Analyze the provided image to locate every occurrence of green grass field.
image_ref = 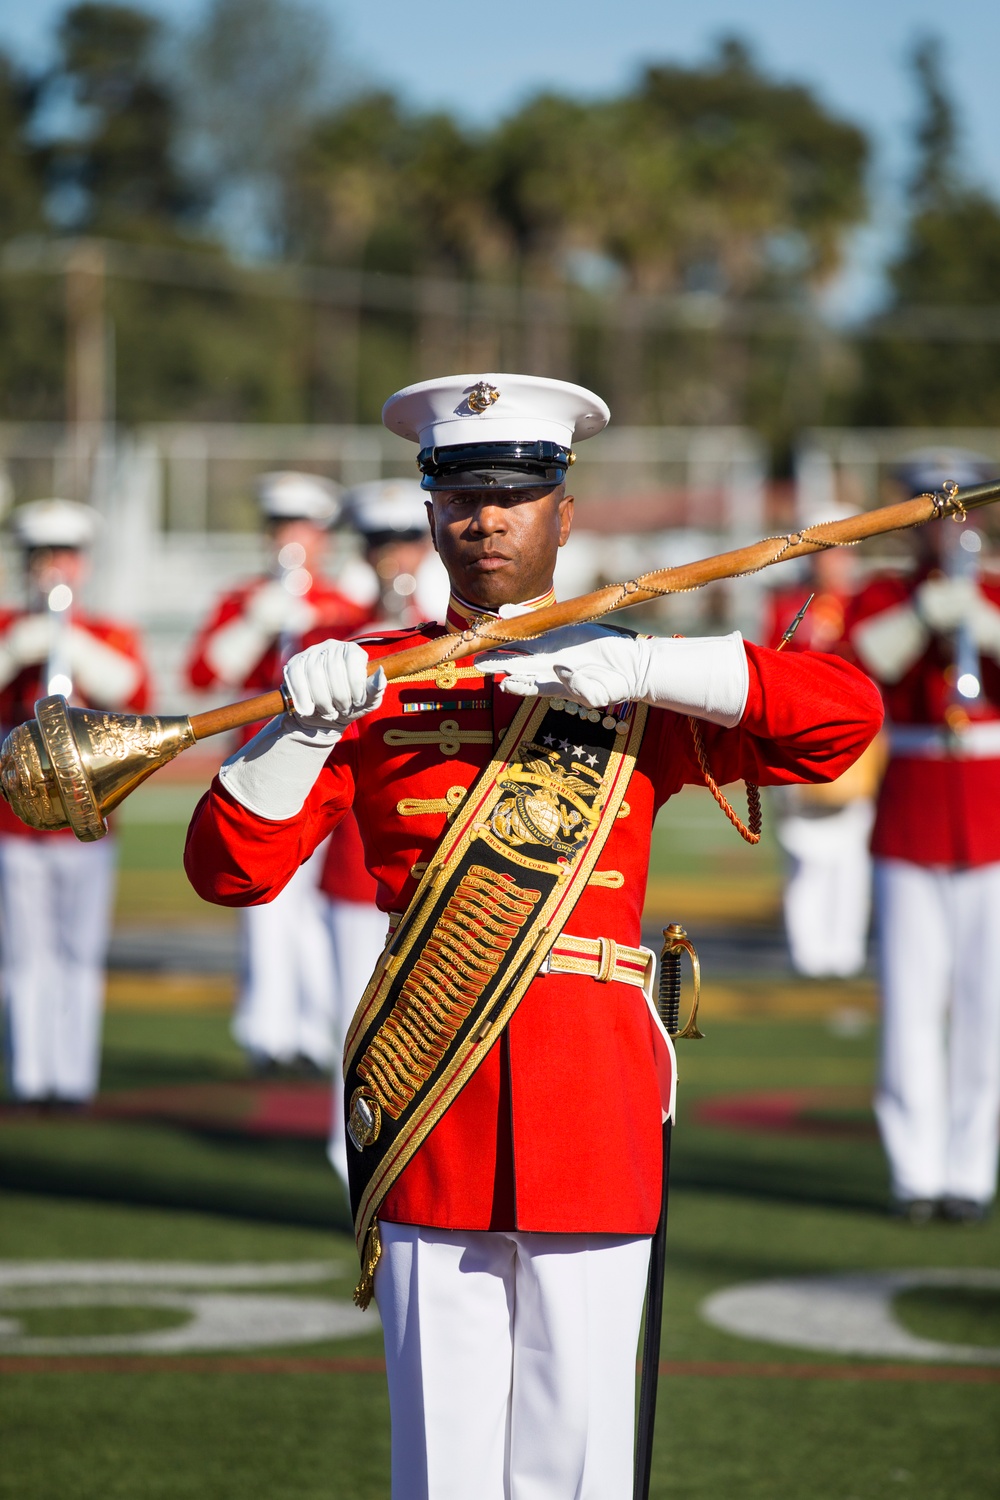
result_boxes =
[1,791,998,1499]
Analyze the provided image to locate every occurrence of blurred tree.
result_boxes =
[0,51,66,421]
[0,11,926,436]
[0,54,44,239]
[908,33,957,211]
[626,37,868,294]
[479,38,868,301]
[856,35,1000,426]
[288,38,869,426]
[290,91,494,276]
[41,2,199,233]
[292,37,869,297]
[184,0,338,256]
[0,4,320,425]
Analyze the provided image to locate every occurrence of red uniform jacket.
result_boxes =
[846,571,1000,867]
[0,608,150,839]
[320,810,379,904]
[186,575,372,744]
[185,628,882,1235]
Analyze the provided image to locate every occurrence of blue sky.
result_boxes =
[3,0,998,315]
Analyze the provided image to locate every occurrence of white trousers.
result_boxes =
[777,799,874,977]
[0,835,116,1101]
[376,1223,651,1500]
[232,841,337,1068]
[324,898,388,1189]
[875,857,1000,1204]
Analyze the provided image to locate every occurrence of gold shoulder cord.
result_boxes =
[682,593,817,847]
[687,718,762,846]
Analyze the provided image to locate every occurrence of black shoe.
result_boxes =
[939,1196,990,1226]
[249,1056,282,1079]
[291,1055,327,1079]
[890,1197,936,1225]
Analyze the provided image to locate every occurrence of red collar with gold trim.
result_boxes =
[444,587,557,632]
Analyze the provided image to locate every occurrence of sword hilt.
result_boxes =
[659,929,683,1035]
[659,923,704,1040]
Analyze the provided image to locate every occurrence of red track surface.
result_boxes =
[0,1081,334,1138]
[1,1083,879,1142]
[693,1087,876,1137]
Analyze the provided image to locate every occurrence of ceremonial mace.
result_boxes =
[3,476,1000,840]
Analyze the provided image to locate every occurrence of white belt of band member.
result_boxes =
[539,933,653,988]
[889,721,1000,759]
[385,916,651,989]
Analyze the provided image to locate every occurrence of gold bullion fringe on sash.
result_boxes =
[355,1221,382,1311]
[355,865,541,1121]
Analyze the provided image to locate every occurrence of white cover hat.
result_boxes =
[256,471,342,524]
[894,447,998,496]
[10,499,100,550]
[344,479,429,538]
[383,373,609,450]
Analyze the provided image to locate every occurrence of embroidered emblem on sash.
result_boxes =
[486,746,601,861]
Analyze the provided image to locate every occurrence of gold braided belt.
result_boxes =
[386,915,649,991]
[540,933,653,989]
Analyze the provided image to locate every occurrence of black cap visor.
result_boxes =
[419,440,572,492]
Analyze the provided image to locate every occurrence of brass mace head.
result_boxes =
[0,696,196,841]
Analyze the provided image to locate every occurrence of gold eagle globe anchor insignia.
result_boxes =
[466,381,501,413]
[490,746,602,859]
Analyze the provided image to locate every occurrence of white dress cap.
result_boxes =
[344,479,429,538]
[382,373,610,450]
[895,447,997,497]
[10,499,101,550]
[256,471,343,525]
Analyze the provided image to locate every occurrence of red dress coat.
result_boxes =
[845,571,1000,867]
[185,629,882,1235]
[0,609,150,839]
[319,810,379,904]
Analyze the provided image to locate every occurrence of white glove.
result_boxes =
[915,576,977,633]
[219,641,385,821]
[476,625,749,728]
[283,640,385,733]
[2,613,52,667]
[247,579,317,637]
[967,592,1000,660]
[0,614,52,691]
[203,583,317,686]
[66,626,142,707]
[850,603,928,683]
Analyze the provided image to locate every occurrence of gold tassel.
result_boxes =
[353,1221,382,1310]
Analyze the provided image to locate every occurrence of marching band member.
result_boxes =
[317,479,447,1187]
[186,471,371,1073]
[185,374,882,1498]
[847,448,1000,1225]
[0,500,149,1104]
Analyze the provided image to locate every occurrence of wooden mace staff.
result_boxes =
[2,475,998,841]
[193,475,1000,734]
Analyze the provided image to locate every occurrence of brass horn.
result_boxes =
[2,472,999,841]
